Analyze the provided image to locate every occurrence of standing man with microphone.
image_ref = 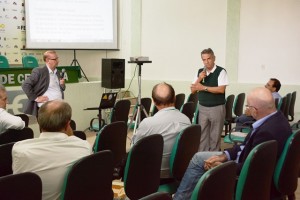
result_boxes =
[191,48,228,151]
[22,50,66,116]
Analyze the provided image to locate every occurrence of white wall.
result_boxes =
[5,0,300,134]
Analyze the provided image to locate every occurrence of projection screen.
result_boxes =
[25,0,118,50]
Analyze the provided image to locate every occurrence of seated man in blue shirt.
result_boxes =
[235,78,282,127]
[173,87,291,200]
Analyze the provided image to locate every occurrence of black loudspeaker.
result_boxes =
[101,59,125,89]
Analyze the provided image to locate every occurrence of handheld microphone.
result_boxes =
[61,68,66,79]
[202,67,206,83]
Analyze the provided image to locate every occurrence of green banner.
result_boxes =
[0,66,81,87]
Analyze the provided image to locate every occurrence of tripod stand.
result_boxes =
[128,60,152,135]
[70,50,89,82]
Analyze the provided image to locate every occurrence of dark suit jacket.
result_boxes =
[225,111,291,173]
[225,111,291,199]
[22,66,65,116]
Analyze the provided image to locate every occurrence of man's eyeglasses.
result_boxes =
[49,57,59,61]
[245,105,258,110]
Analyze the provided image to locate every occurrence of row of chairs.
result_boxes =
[0,55,39,68]
[191,129,300,200]
[90,92,199,131]
[224,91,297,145]
[279,91,297,122]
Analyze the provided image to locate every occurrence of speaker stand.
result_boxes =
[70,50,89,82]
[128,60,152,135]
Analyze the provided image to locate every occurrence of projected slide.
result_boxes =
[25,0,118,49]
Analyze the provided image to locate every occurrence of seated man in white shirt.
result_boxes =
[0,84,25,134]
[131,82,191,179]
[12,100,92,200]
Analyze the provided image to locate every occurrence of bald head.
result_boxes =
[247,87,276,120]
[152,82,175,109]
[38,100,72,132]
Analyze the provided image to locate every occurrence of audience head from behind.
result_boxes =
[152,82,176,110]
[246,87,277,120]
[38,100,73,136]
[265,78,281,92]
[0,84,8,109]
[12,100,91,200]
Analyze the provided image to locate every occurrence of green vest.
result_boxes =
[197,66,226,107]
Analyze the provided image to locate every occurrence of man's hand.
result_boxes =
[191,83,205,93]
[203,153,228,171]
[60,79,65,85]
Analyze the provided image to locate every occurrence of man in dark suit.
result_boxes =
[22,50,65,116]
[173,87,292,200]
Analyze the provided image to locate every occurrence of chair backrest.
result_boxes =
[235,140,278,200]
[225,94,235,122]
[73,131,86,140]
[70,119,76,130]
[0,142,14,177]
[275,98,282,110]
[139,192,172,200]
[0,172,42,200]
[186,92,198,105]
[191,161,237,200]
[61,150,113,200]
[175,93,185,110]
[187,93,198,114]
[110,99,131,124]
[0,127,34,145]
[151,105,159,116]
[140,97,152,121]
[170,124,201,180]
[233,93,245,117]
[14,114,29,127]
[94,121,127,167]
[22,55,39,68]
[0,55,10,68]
[279,95,287,115]
[273,130,300,196]
[124,134,164,200]
[180,102,196,123]
[288,91,296,122]
[283,93,292,119]
[133,97,152,121]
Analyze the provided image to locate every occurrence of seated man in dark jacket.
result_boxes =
[173,87,291,200]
